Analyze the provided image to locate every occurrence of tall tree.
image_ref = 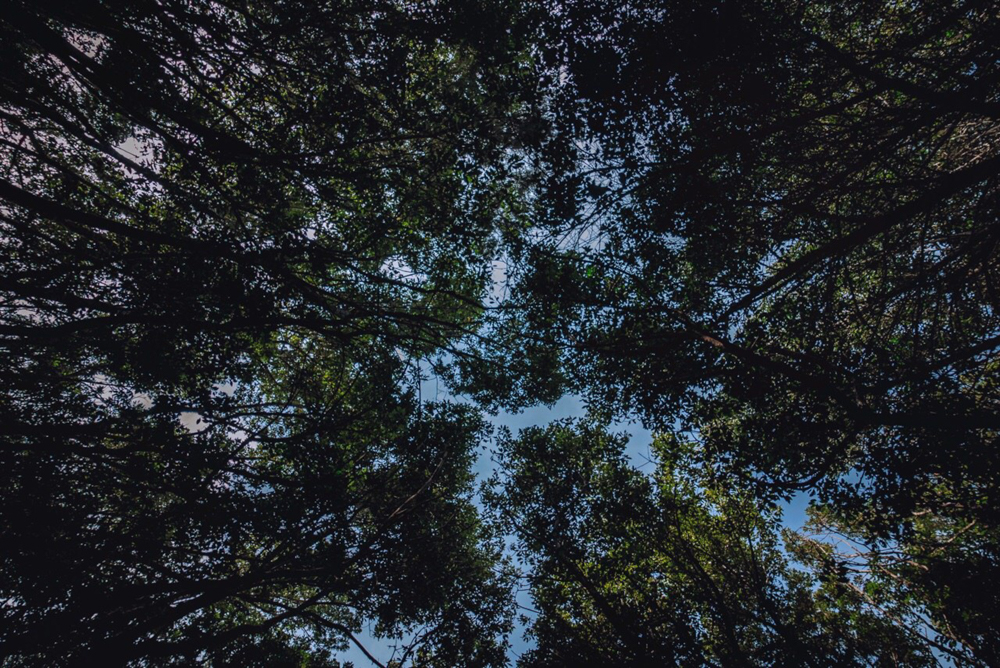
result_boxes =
[481,0,1000,661]
[488,422,931,667]
[0,0,544,663]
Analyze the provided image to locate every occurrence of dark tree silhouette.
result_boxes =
[5,0,1000,665]
[485,0,1000,663]
[0,0,545,664]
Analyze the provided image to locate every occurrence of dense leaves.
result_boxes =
[488,422,930,666]
[480,1,1000,663]
[4,0,1000,665]
[0,0,542,663]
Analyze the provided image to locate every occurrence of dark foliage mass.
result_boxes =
[0,0,537,664]
[2,0,998,665]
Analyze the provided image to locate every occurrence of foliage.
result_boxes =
[0,0,543,663]
[484,1,1000,662]
[5,0,1000,664]
[488,422,931,667]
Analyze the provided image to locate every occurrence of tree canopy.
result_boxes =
[0,0,542,663]
[488,422,934,666]
[481,0,1000,663]
[2,0,999,665]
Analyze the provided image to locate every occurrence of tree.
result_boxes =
[483,0,1000,660]
[0,0,544,663]
[788,503,999,666]
[8,0,1000,663]
[488,422,930,667]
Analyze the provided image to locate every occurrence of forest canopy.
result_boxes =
[1,0,998,665]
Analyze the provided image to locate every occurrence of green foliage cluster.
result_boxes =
[481,0,1000,664]
[0,0,541,664]
[489,423,931,666]
[2,0,999,665]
